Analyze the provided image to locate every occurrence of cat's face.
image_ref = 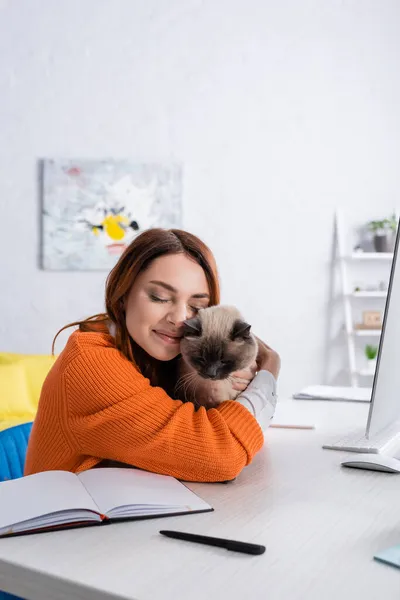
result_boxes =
[180,306,258,380]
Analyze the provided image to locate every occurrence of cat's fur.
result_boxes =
[176,305,258,408]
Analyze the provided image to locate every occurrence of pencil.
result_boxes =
[270,423,315,430]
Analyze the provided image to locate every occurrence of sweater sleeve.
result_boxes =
[64,348,264,482]
[236,370,277,431]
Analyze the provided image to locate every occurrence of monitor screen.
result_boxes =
[367,219,400,436]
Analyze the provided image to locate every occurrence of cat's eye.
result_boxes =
[192,357,204,367]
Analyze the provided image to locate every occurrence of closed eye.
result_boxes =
[150,294,203,313]
[150,294,169,303]
[221,360,234,369]
[192,357,205,367]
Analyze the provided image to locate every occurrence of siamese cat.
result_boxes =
[176,305,258,408]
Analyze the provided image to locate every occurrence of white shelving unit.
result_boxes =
[335,210,395,386]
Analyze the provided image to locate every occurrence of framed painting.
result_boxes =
[41,159,182,270]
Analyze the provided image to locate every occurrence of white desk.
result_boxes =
[0,400,399,600]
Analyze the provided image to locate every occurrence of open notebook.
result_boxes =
[0,468,212,538]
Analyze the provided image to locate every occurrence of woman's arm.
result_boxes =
[232,338,280,430]
[236,370,277,431]
[64,348,264,482]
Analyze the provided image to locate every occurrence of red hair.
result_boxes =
[52,228,220,392]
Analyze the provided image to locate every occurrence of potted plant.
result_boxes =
[367,214,397,253]
[364,344,378,373]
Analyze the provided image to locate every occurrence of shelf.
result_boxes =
[351,329,382,336]
[356,370,376,376]
[349,291,387,298]
[349,252,393,261]
[350,367,376,376]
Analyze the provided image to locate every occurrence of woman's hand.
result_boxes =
[255,336,281,379]
[231,362,257,392]
[230,337,280,393]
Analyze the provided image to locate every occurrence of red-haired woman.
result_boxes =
[25,229,280,482]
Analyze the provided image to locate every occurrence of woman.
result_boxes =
[25,229,280,482]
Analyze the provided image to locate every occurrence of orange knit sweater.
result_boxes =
[25,331,264,482]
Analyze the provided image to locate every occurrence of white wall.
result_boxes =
[1,0,399,397]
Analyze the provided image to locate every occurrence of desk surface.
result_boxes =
[0,400,399,600]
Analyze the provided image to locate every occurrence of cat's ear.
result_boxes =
[231,320,252,341]
[182,317,203,337]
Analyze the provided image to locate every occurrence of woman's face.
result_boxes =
[125,253,210,361]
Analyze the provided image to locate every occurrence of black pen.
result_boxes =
[159,530,265,555]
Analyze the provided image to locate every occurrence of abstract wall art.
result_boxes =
[41,159,182,270]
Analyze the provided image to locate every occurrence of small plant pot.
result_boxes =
[366,358,377,374]
[373,233,395,253]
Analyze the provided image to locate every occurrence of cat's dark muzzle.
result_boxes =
[200,370,228,381]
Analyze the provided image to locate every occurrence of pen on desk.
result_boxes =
[159,530,265,555]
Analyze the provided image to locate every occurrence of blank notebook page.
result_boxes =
[78,468,211,515]
[0,471,100,529]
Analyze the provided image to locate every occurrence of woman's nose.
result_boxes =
[167,304,190,326]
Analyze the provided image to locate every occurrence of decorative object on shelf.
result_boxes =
[355,311,382,331]
[41,159,183,271]
[362,310,382,329]
[379,280,388,291]
[367,214,397,253]
[353,282,387,293]
[364,344,378,374]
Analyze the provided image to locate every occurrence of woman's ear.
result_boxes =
[182,317,203,337]
[231,320,252,340]
[121,290,130,312]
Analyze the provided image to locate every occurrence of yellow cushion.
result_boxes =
[0,362,34,418]
[0,417,32,432]
[0,353,56,419]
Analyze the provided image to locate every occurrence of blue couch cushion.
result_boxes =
[0,422,33,482]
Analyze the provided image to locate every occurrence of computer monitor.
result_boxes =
[366,217,400,437]
[323,218,400,453]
